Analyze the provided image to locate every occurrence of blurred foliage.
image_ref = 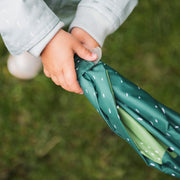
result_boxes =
[0,1,180,180]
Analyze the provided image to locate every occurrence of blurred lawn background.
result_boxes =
[0,1,180,180]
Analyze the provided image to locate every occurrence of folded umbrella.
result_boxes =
[75,55,180,178]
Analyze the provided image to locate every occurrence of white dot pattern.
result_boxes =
[150,163,155,167]
[74,57,180,178]
[137,117,143,121]
[161,107,166,114]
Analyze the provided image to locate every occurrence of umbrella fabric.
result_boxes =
[75,55,180,178]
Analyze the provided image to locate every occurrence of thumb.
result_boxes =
[73,42,97,61]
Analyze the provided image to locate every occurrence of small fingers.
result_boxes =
[73,41,97,61]
[51,72,67,90]
[45,67,83,94]
[63,64,83,94]
[55,72,69,91]
[43,68,66,88]
[44,68,51,78]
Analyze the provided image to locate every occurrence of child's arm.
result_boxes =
[0,0,97,94]
[0,0,138,94]
[69,0,138,48]
[0,0,63,57]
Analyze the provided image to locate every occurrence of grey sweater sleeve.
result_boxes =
[69,0,138,47]
[0,0,64,56]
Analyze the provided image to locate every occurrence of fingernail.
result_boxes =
[79,91,84,95]
[91,53,97,59]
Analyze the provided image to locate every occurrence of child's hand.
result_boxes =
[41,29,97,94]
[71,27,100,50]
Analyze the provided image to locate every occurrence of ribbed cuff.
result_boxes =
[28,21,64,57]
[69,6,114,47]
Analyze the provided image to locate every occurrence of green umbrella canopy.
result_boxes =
[75,55,180,178]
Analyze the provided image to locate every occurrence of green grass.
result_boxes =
[0,1,180,179]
